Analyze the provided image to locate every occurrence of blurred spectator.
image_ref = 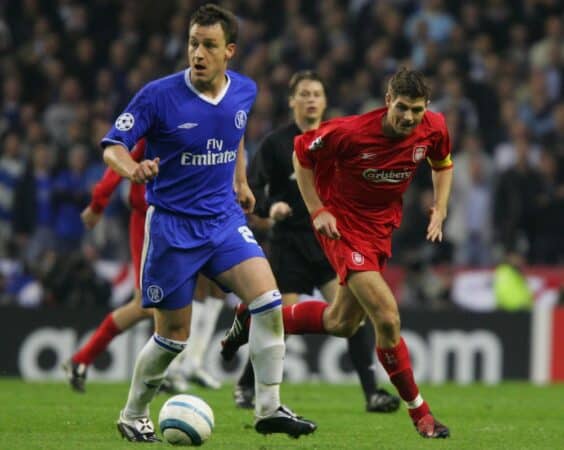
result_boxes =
[530,151,564,264]
[12,142,56,264]
[43,76,82,146]
[529,15,564,70]
[493,138,543,257]
[494,250,533,311]
[40,248,111,308]
[52,144,90,253]
[493,120,541,172]
[446,133,493,266]
[0,131,25,256]
[405,0,456,45]
[431,77,479,137]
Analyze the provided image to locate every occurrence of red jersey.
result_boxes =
[294,108,452,279]
[294,107,452,231]
[90,139,148,214]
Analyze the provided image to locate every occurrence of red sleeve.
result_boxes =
[427,114,453,171]
[130,138,146,162]
[89,168,121,214]
[90,139,146,213]
[293,130,318,169]
[293,120,348,169]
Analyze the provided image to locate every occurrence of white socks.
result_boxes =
[248,290,285,417]
[123,334,186,419]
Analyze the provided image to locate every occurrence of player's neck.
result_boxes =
[191,73,228,99]
[295,117,321,133]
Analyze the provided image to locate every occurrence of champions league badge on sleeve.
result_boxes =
[115,113,135,131]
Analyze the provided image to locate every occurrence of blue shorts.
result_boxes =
[140,206,265,309]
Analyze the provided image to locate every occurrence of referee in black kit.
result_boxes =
[235,70,400,413]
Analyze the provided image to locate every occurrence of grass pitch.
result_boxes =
[1,379,563,449]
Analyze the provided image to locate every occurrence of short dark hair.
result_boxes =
[190,4,238,45]
[288,70,326,97]
[387,68,431,101]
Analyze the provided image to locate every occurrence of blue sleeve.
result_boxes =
[101,83,156,151]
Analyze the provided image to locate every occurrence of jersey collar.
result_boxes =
[184,69,231,106]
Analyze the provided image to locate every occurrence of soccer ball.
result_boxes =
[158,394,214,446]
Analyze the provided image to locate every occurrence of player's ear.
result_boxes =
[225,43,236,61]
[385,91,392,107]
[288,95,295,109]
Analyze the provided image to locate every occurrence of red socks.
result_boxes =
[377,337,430,423]
[282,301,327,334]
[72,313,122,365]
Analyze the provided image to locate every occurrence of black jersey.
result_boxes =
[248,122,311,234]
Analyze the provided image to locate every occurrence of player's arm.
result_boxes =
[82,167,122,229]
[426,158,453,242]
[85,140,148,228]
[292,151,340,240]
[103,144,159,184]
[234,137,255,213]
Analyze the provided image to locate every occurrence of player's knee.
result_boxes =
[325,316,359,338]
[157,323,190,341]
[376,312,400,340]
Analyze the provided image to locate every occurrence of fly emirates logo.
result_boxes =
[180,138,237,166]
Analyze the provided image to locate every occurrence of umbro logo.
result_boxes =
[177,122,199,129]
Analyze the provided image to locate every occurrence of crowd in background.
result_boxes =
[0,0,563,308]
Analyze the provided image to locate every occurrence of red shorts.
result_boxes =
[129,209,146,289]
[314,212,394,284]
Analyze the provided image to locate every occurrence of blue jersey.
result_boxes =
[101,69,257,217]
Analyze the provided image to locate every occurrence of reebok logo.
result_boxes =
[177,122,199,130]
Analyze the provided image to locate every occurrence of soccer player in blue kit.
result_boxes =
[101,4,316,443]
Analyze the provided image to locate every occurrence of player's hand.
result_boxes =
[236,182,255,213]
[313,210,341,240]
[81,206,102,229]
[426,205,446,242]
[269,202,292,222]
[130,158,160,183]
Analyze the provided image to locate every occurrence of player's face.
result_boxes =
[289,80,327,124]
[384,94,428,137]
[188,23,235,89]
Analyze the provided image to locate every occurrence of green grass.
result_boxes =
[1,380,563,449]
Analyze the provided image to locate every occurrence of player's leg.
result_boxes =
[232,293,301,409]
[187,277,224,388]
[232,238,308,410]
[117,206,198,442]
[64,289,153,393]
[220,283,363,360]
[118,304,192,443]
[347,271,449,438]
[65,210,151,392]
[215,256,316,437]
[169,275,223,389]
[319,277,399,412]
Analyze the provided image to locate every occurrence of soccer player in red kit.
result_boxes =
[62,139,153,392]
[222,68,452,438]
